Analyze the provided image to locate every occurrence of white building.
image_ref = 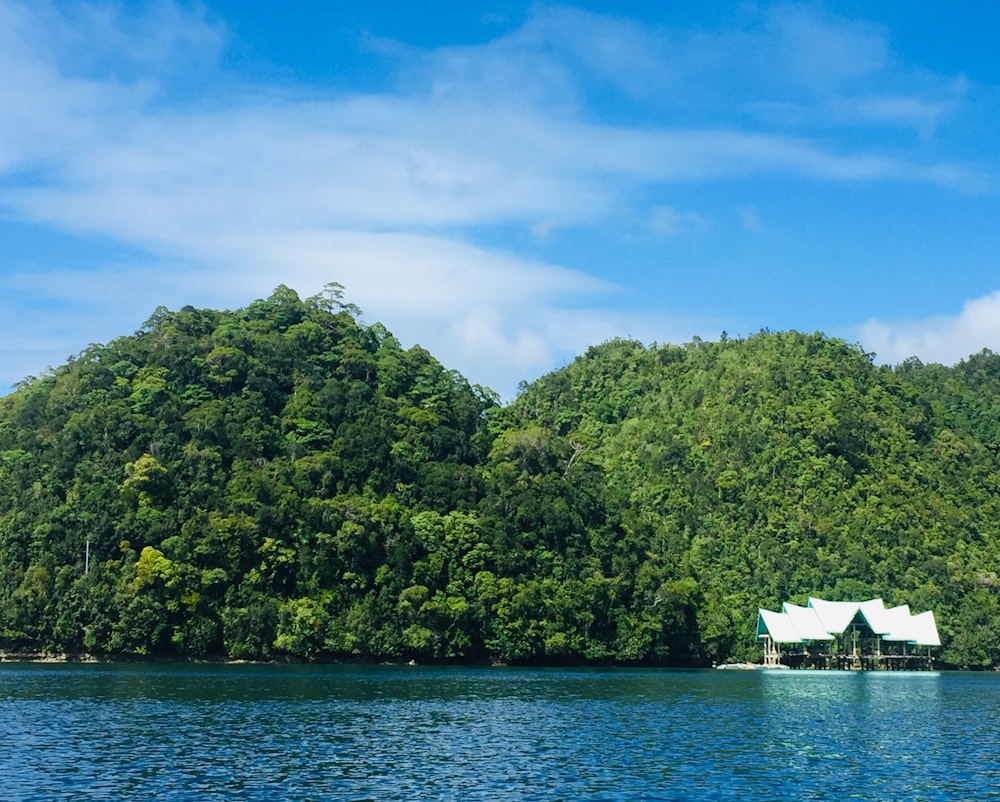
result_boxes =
[756,597,940,669]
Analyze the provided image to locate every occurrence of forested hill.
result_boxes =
[2,287,1000,667]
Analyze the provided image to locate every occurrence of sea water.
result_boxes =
[1,663,997,801]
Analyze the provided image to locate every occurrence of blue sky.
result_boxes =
[3,1,1000,399]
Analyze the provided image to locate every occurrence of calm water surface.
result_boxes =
[1,663,998,801]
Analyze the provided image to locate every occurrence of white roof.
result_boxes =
[870,603,914,640]
[757,609,802,643]
[782,603,836,641]
[807,597,862,633]
[908,610,941,646]
[758,597,939,646]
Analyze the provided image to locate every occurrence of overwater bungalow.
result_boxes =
[756,597,940,670]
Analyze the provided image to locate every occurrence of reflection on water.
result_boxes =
[1,663,998,801]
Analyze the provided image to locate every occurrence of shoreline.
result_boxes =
[0,650,707,669]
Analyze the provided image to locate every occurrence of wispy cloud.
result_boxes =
[648,205,705,237]
[0,1,990,396]
[761,5,888,90]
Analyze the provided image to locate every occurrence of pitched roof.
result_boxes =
[757,597,939,646]
[782,602,835,640]
[756,608,802,643]
[907,610,941,647]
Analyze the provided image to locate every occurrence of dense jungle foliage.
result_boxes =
[2,285,1000,667]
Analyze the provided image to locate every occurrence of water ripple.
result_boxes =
[1,665,998,801]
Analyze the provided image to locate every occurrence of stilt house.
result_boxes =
[756,597,940,669]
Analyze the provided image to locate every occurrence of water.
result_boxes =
[1,663,998,801]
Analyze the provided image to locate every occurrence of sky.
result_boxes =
[3,1,1000,400]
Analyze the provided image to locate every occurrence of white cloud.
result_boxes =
[858,291,1000,366]
[195,230,629,400]
[0,2,980,239]
[648,205,705,237]
[0,1,991,398]
[0,230,620,398]
[762,5,888,91]
[850,95,949,130]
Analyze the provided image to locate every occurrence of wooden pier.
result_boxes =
[781,651,935,671]
[762,634,935,670]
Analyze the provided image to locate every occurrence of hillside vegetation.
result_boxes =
[2,286,999,666]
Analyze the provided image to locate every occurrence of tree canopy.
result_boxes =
[2,288,999,667]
